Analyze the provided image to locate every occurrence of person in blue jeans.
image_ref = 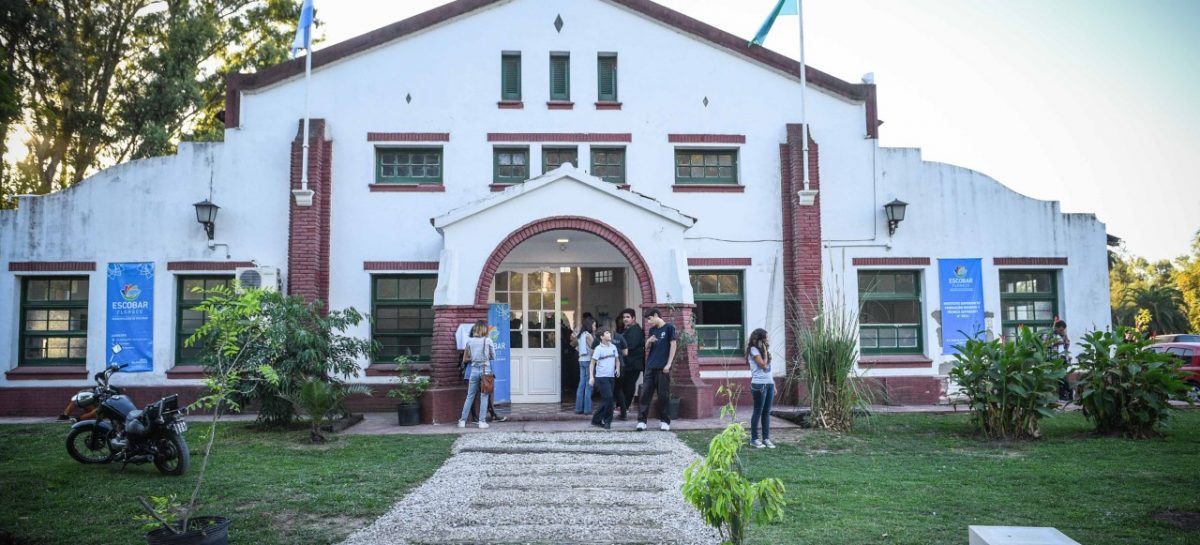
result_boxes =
[746,328,775,449]
[574,316,597,414]
[458,320,494,429]
[589,328,621,429]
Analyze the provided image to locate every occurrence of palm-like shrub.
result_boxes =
[288,379,371,443]
[791,303,867,432]
[1074,327,1190,438]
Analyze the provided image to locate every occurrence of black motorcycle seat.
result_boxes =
[127,409,144,421]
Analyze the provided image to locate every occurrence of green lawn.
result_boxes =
[678,411,1200,545]
[0,423,455,545]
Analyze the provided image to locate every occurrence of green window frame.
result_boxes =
[19,276,89,366]
[373,274,437,363]
[493,147,529,184]
[549,52,570,101]
[689,270,744,356]
[859,271,923,355]
[376,148,443,184]
[999,270,1058,339]
[591,147,626,184]
[542,146,577,172]
[175,276,233,364]
[501,52,521,101]
[674,149,738,185]
[597,53,618,102]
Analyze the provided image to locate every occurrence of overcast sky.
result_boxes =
[313,0,1200,262]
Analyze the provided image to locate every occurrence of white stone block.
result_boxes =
[968,526,1081,545]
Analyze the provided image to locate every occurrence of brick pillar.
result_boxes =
[422,305,488,424]
[643,304,713,419]
[780,124,823,402]
[287,119,332,304]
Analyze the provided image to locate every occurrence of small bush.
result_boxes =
[790,303,868,432]
[1074,328,1190,438]
[948,327,1066,439]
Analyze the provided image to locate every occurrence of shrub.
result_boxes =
[386,356,430,404]
[1074,327,1190,438]
[287,379,370,443]
[948,327,1066,440]
[790,303,868,431]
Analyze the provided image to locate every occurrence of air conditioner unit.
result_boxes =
[234,266,281,292]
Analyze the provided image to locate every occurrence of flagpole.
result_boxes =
[292,0,315,208]
[798,0,811,195]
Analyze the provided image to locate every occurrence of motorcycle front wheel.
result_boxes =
[66,425,114,464]
[153,431,190,476]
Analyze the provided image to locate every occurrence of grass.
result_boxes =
[677,411,1200,545]
[0,423,455,545]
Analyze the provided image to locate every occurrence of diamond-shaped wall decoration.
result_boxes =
[703,96,709,107]
[554,14,564,33]
[405,93,412,104]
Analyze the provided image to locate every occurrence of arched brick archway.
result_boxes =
[474,216,657,306]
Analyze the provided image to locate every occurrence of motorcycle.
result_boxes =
[65,364,190,476]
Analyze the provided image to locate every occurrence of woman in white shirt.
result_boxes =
[746,328,775,449]
[574,316,597,414]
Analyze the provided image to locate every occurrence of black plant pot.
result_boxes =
[145,516,230,545]
[396,402,421,426]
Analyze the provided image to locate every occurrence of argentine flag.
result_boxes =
[290,0,314,58]
[749,0,798,47]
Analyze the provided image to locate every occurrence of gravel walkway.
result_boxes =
[339,430,721,545]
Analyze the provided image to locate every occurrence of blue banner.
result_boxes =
[106,263,155,372]
[488,303,511,403]
[938,258,985,355]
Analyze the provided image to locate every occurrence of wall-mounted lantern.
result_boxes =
[884,199,908,236]
[193,200,220,240]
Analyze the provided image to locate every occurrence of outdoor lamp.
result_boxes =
[557,238,569,252]
[193,199,220,240]
[884,199,907,236]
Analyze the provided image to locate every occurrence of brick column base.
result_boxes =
[645,304,714,419]
[423,304,488,424]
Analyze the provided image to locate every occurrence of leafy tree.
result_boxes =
[1118,285,1189,335]
[1174,229,1200,333]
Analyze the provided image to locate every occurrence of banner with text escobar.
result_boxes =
[938,258,984,355]
[489,303,512,403]
[106,262,155,372]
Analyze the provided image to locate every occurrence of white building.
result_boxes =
[0,0,1109,421]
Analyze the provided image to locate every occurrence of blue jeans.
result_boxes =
[750,382,775,441]
[460,365,490,423]
[575,361,592,413]
[591,377,615,426]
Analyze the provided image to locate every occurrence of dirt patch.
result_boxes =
[1152,509,1200,530]
[271,511,373,538]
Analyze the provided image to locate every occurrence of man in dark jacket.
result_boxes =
[615,308,645,420]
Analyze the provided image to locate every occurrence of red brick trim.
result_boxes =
[616,184,631,191]
[697,356,745,372]
[852,257,931,266]
[8,262,96,272]
[780,124,823,367]
[368,184,446,192]
[865,84,879,139]
[487,133,632,143]
[993,257,1068,266]
[5,366,88,380]
[475,216,656,306]
[688,258,752,267]
[489,183,515,192]
[224,74,241,129]
[366,132,449,142]
[672,185,745,193]
[858,355,933,369]
[287,119,333,305]
[364,362,433,377]
[668,134,746,144]
[363,261,439,271]
[595,101,623,110]
[546,101,575,110]
[497,100,524,109]
[167,261,255,271]
[165,365,207,379]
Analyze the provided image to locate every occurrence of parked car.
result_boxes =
[1151,334,1200,344]
[1147,342,1200,401]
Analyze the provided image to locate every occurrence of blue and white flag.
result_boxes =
[750,0,799,47]
[290,0,314,58]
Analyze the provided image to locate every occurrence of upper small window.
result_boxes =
[501,52,521,101]
[675,149,737,185]
[494,148,529,185]
[543,146,577,172]
[550,53,570,101]
[591,147,626,184]
[376,148,443,185]
[597,53,618,102]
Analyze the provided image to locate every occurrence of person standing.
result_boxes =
[1049,320,1072,401]
[615,308,645,421]
[589,328,621,430]
[637,308,676,431]
[458,320,494,429]
[574,316,597,414]
[746,328,775,449]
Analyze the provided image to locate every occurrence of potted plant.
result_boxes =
[387,356,430,426]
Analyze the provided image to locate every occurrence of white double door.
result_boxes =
[492,269,562,404]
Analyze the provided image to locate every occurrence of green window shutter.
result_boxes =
[176,276,233,364]
[689,271,744,356]
[542,146,578,173]
[550,53,570,101]
[999,270,1058,339]
[501,53,521,100]
[858,271,923,355]
[494,147,529,184]
[674,149,738,185]
[373,275,437,363]
[376,148,443,184]
[590,147,626,184]
[597,54,617,101]
[19,276,89,366]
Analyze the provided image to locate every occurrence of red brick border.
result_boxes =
[167,261,255,271]
[368,184,446,192]
[852,257,931,266]
[546,101,574,110]
[668,134,746,144]
[8,262,95,272]
[486,133,632,143]
[993,257,1068,266]
[5,366,88,380]
[595,101,622,110]
[780,124,823,367]
[672,185,745,193]
[497,100,524,109]
[363,261,439,271]
[366,132,449,142]
[474,216,656,306]
[287,119,333,304]
[687,258,751,267]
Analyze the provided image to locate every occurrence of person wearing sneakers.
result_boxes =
[638,308,676,431]
[458,320,494,429]
[589,328,621,430]
[574,316,597,414]
[746,328,776,449]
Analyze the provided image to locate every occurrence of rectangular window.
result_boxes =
[493,147,529,184]
[19,276,88,365]
[859,271,922,354]
[689,271,744,356]
[592,269,613,285]
[675,149,738,185]
[999,270,1058,338]
[376,148,443,184]
[501,52,521,101]
[542,146,578,172]
[597,53,617,102]
[373,275,437,363]
[549,52,570,101]
[176,276,233,364]
[591,147,626,184]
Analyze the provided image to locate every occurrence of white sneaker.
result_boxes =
[659,422,671,431]
[751,440,765,449]
[477,421,489,429]
[763,439,776,449]
[457,420,466,428]
[636,421,647,431]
